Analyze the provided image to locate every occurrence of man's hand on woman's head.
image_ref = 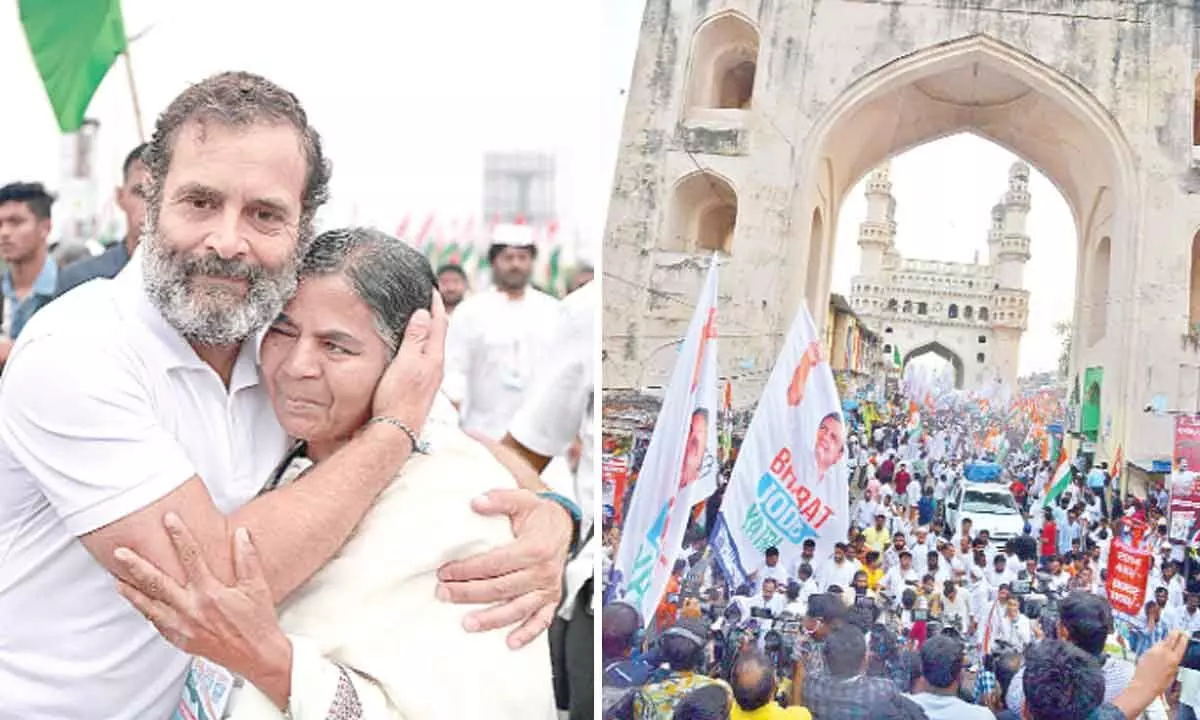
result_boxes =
[371,290,447,432]
[437,434,574,649]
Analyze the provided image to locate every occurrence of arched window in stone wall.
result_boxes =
[902,300,912,313]
[979,307,989,321]
[964,306,974,320]
[667,171,737,253]
[1088,236,1111,346]
[948,304,959,319]
[917,302,927,315]
[887,298,898,312]
[1190,231,1200,330]
[686,13,759,111]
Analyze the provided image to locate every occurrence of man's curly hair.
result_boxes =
[142,71,332,253]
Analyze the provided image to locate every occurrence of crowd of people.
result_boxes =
[602,395,1197,719]
[0,71,596,719]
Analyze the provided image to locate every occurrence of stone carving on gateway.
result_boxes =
[848,161,1030,392]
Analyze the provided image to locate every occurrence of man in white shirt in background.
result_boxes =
[755,546,789,594]
[819,542,861,591]
[910,526,933,576]
[502,279,596,720]
[444,223,560,440]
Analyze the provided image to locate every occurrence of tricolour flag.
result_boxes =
[905,402,922,442]
[1040,455,1072,509]
[1112,446,1123,487]
[709,299,848,591]
[613,258,720,627]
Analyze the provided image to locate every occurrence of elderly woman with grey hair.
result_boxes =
[115,228,558,719]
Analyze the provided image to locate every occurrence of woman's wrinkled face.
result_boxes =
[260,274,391,446]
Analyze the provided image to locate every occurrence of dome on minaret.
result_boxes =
[865,160,894,197]
[1009,161,1030,179]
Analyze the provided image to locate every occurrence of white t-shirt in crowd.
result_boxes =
[442,286,560,440]
[820,559,861,591]
[756,563,790,594]
[0,257,288,720]
[507,281,596,620]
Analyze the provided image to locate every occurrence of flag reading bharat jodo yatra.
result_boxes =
[613,258,720,627]
[710,300,848,591]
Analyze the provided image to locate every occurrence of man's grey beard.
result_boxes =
[141,224,298,346]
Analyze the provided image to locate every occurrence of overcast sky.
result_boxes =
[831,134,1077,375]
[1,0,647,263]
[3,1,1071,373]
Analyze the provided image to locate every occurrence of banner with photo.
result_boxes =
[1170,416,1200,541]
[710,300,849,591]
[612,258,720,627]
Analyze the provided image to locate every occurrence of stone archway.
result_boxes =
[795,35,1135,341]
[902,341,966,390]
[599,6,1188,462]
[787,33,1136,443]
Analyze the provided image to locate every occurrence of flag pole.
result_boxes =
[122,48,145,143]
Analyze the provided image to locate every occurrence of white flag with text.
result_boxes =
[613,258,720,627]
[710,300,848,590]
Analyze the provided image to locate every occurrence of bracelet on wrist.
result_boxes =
[365,416,430,455]
[538,491,582,556]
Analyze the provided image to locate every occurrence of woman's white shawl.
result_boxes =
[229,398,557,719]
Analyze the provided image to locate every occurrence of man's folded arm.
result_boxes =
[0,335,415,604]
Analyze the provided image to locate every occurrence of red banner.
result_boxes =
[1106,540,1152,616]
[602,454,630,525]
[1171,416,1200,540]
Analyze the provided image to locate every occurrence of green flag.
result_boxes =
[20,0,129,134]
[546,246,562,295]
[892,344,901,367]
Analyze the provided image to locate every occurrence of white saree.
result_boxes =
[226,396,557,719]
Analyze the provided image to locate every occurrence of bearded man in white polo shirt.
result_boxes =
[0,72,573,720]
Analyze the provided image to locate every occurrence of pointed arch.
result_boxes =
[1087,236,1110,346]
[806,208,825,312]
[666,170,738,253]
[902,341,966,389]
[685,11,760,112]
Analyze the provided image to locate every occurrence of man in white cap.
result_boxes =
[444,224,560,440]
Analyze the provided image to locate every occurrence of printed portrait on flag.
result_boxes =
[787,341,847,485]
[613,259,721,627]
[710,303,849,591]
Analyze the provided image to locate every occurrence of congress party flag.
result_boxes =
[709,300,848,591]
[613,257,720,627]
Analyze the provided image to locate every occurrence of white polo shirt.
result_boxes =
[0,253,287,719]
[508,281,595,620]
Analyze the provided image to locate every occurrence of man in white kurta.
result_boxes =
[443,228,560,440]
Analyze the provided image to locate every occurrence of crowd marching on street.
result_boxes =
[602,380,1200,720]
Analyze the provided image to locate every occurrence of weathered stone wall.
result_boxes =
[603,0,1200,463]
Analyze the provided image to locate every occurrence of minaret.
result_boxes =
[858,161,896,276]
[995,161,1032,289]
[987,161,1032,391]
[986,202,1005,267]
